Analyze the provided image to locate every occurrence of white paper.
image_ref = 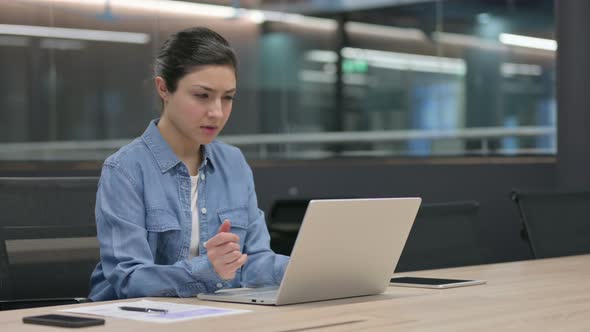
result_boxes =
[60,299,251,323]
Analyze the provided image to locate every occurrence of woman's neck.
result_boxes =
[157,116,202,176]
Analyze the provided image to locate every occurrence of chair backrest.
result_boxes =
[0,177,99,300]
[511,189,590,259]
[267,198,360,255]
[395,200,483,272]
[268,199,310,230]
[267,199,310,255]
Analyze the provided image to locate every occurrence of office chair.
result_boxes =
[0,177,99,310]
[267,197,360,255]
[395,200,484,272]
[511,189,590,259]
[267,199,310,255]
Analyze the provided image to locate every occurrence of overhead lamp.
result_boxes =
[501,63,543,77]
[342,47,466,75]
[0,24,150,44]
[345,22,426,42]
[499,33,557,51]
[36,0,338,26]
[305,50,338,63]
[42,0,236,18]
[262,11,337,30]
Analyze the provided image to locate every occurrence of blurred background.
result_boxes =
[0,0,555,160]
[3,0,589,267]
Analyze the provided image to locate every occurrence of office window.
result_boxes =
[0,0,555,161]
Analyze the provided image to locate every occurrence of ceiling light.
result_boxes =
[499,33,557,51]
[0,24,149,44]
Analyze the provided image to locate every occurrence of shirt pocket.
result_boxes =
[217,206,249,251]
[145,209,182,264]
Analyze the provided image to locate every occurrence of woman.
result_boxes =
[89,27,289,301]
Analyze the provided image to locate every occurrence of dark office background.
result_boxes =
[0,0,588,265]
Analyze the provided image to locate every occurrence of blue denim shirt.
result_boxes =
[89,120,289,301]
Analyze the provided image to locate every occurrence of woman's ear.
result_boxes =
[154,76,169,103]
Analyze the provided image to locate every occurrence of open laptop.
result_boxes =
[198,197,421,306]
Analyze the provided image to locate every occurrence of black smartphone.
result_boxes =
[390,276,486,289]
[23,314,105,328]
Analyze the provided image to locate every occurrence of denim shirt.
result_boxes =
[89,120,289,301]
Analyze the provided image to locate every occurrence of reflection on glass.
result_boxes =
[0,0,555,161]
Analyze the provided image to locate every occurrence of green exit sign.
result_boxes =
[342,59,368,73]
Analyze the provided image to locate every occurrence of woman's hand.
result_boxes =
[205,219,248,280]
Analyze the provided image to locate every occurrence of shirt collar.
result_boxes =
[141,119,215,173]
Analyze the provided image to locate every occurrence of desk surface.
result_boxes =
[2,255,589,331]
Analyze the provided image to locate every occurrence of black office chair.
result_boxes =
[511,189,590,259]
[395,200,484,272]
[0,177,99,310]
[267,199,310,256]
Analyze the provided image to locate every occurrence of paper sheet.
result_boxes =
[60,299,251,323]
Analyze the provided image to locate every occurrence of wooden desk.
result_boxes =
[1,255,589,331]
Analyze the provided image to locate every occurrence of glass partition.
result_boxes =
[0,0,555,161]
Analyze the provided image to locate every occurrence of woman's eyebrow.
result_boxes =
[192,85,236,93]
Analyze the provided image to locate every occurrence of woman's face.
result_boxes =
[159,65,236,146]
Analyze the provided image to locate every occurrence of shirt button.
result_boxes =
[216,283,223,288]
[201,207,207,214]
[200,173,205,180]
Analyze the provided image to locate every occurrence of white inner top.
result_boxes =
[189,174,200,258]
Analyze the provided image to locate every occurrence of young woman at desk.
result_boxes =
[89,27,289,301]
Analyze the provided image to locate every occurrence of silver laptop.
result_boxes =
[198,197,421,306]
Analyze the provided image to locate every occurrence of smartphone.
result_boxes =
[23,314,105,328]
[390,276,486,289]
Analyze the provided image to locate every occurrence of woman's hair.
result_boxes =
[154,27,237,94]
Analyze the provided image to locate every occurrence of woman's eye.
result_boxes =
[224,95,235,101]
[194,93,208,99]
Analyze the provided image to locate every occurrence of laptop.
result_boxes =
[198,197,421,306]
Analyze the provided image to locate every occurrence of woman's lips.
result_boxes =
[200,126,218,135]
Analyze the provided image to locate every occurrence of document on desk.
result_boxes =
[60,299,251,323]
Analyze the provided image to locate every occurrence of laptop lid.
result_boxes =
[274,197,421,305]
